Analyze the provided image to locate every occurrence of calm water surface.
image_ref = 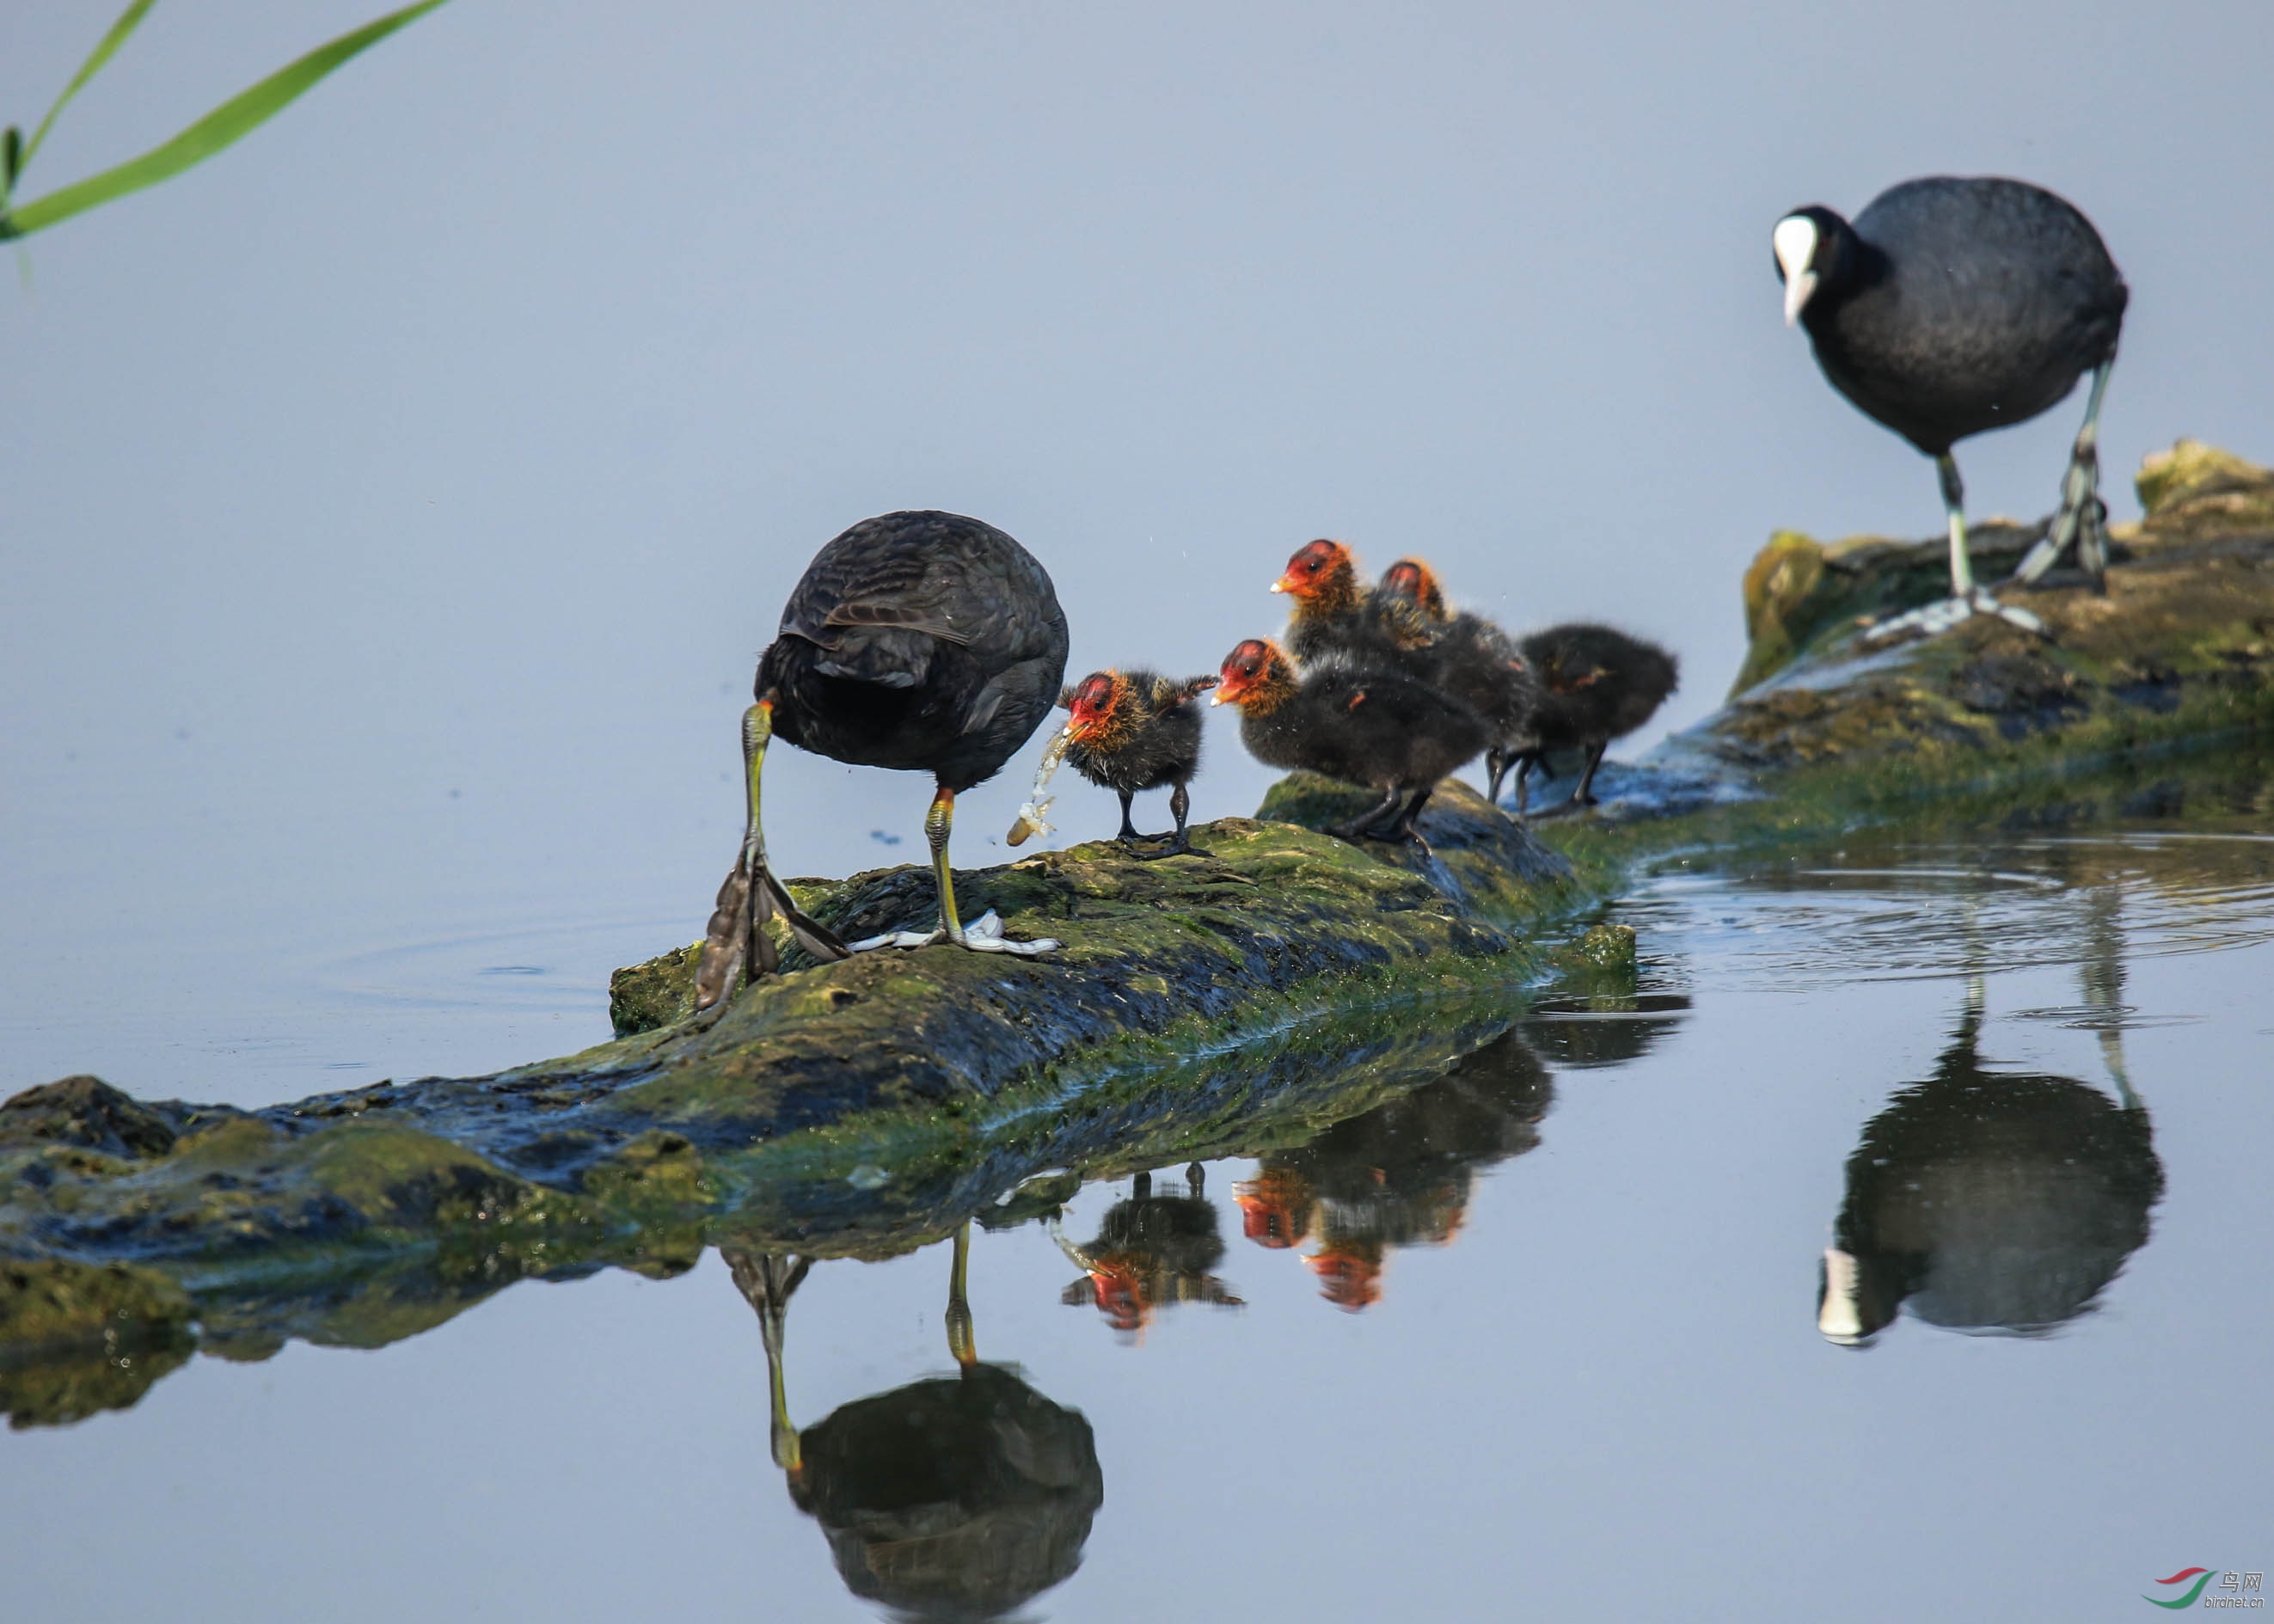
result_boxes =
[5,806,2272,1621]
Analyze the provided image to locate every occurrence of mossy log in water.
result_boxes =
[3,440,2272,1420]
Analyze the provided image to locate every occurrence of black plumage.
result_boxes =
[1213,637,1487,848]
[695,511,1070,1008]
[1060,667,1217,855]
[1503,622,1677,815]
[1775,175,2129,620]
[1376,557,1545,806]
[1819,1002,2161,1345]
[759,511,1070,791]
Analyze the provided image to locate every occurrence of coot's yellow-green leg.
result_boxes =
[1939,454,1974,598]
[945,1221,977,1367]
[1864,455,2048,642]
[928,786,965,946]
[850,781,1062,955]
[724,1249,808,1475]
[2015,357,2116,585]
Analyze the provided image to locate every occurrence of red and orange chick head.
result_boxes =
[1378,557,1448,621]
[1063,670,1125,743]
[1307,1240,1386,1312]
[1235,1167,1315,1249]
[1211,638,1290,708]
[1271,538,1357,601]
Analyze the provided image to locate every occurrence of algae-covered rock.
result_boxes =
[2134,438,2274,523]
[0,1075,181,1160]
[1710,444,2274,777]
[0,1259,195,1429]
[4,443,2272,1422]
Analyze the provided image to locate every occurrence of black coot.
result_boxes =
[1774,176,2127,637]
[729,1233,1105,1621]
[1818,1002,2161,1346]
[695,511,1070,1010]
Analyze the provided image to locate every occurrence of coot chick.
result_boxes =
[694,511,1070,1010]
[1270,539,1435,669]
[1059,668,1217,857]
[1504,623,1677,815]
[1211,637,1486,849]
[1377,557,1544,806]
[1774,176,2128,638]
[1051,1166,1241,1338]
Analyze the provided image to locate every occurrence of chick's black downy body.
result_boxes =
[1505,622,1677,815]
[1062,668,1215,855]
[1217,639,1486,849]
[695,511,1070,1008]
[1376,560,1543,804]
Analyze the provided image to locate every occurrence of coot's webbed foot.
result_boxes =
[1862,451,2051,643]
[848,786,1061,956]
[694,701,854,1013]
[2014,357,2116,587]
[1860,588,2050,644]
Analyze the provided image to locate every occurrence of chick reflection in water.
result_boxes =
[727,1227,1104,1621]
[1819,990,2163,1346]
[1051,1165,1242,1337]
[1236,1029,1554,1308]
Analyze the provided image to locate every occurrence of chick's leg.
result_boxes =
[1135,781,1195,860]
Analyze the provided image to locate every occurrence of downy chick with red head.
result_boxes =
[1376,557,1542,806]
[1211,638,1486,850]
[1271,539,1436,670]
[1061,668,1217,857]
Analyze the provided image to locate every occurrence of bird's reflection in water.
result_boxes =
[1052,1164,1242,1337]
[1235,1027,1556,1308]
[1820,888,2164,1345]
[728,1227,1105,1621]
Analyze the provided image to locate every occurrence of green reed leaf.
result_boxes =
[0,0,450,241]
[11,0,160,195]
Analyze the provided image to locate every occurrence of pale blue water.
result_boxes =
[6,817,2268,1623]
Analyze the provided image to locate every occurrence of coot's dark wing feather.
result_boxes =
[1818,177,2126,450]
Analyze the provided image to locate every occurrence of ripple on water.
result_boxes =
[1627,828,2274,991]
[311,915,690,1014]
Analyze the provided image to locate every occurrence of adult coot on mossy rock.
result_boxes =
[1773,176,2128,640]
[695,511,1070,1010]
